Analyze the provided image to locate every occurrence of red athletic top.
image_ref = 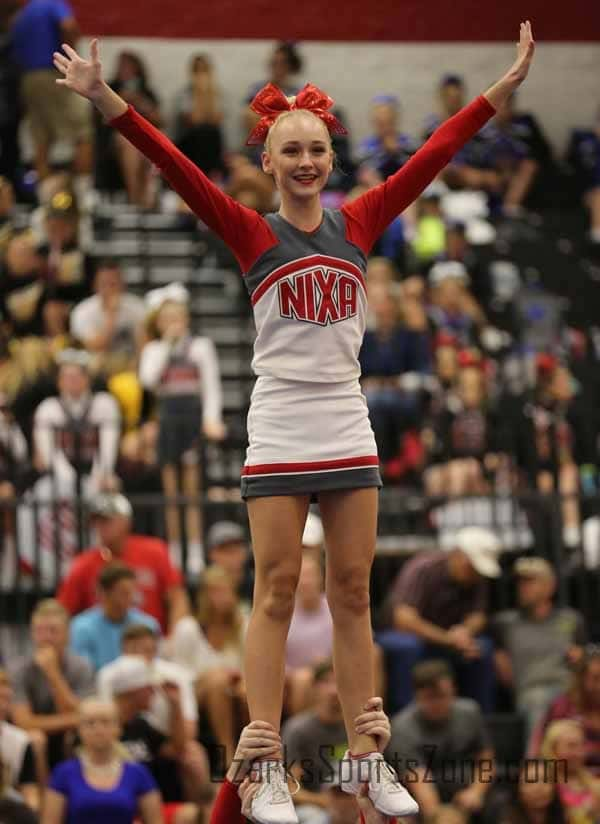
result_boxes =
[209,779,398,824]
[57,536,182,632]
[112,97,495,385]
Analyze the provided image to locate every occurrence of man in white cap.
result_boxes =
[493,556,586,737]
[380,526,500,712]
[109,655,203,824]
[206,521,253,604]
[58,492,190,635]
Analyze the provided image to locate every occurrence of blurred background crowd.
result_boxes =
[0,0,599,822]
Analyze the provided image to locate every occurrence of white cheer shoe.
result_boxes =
[340,750,419,817]
[250,760,299,824]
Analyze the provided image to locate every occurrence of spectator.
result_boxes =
[70,260,145,376]
[357,95,416,180]
[168,566,247,762]
[359,289,430,463]
[98,623,198,741]
[9,599,94,771]
[540,720,600,824]
[423,74,466,138]
[95,52,162,206]
[43,697,162,824]
[428,261,486,346]
[33,348,121,498]
[0,231,47,337]
[11,0,93,184]
[511,356,597,548]
[380,527,500,711]
[386,659,494,819]
[530,649,600,774]
[0,391,30,499]
[108,656,202,823]
[99,629,209,809]
[285,551,333,715]
[0,5,21,189]
[58,491,189,634]
[424,357,502,497]
[493,557,585,738]
[566,105,600,246]
[37,190,91,307]
[491,93,554,214]
[243,41,303,136]
[140,283,225,577]
[205,520,253,606]
[0,799,39,824]
[281,660,348,824]
[0,669,39,810]
[69,563,160,671]
[173,53,225,179]
[488,760,566,824]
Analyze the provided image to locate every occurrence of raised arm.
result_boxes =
[343,21,536,253]
[53,41,276,273]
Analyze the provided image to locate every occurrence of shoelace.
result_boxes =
[373,759,402,793]
[257,764,291,804]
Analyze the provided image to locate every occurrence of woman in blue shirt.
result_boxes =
[42,698,163,824]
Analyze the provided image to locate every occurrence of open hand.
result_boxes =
[53,39,104,101]
[509,21,535,83]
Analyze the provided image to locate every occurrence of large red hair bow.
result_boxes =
[246,82,347,146]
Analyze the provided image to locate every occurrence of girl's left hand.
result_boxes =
[356,783,389,823]
[509,21,535,83]
[354,697,391,754]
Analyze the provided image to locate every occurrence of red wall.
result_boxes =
[72,0,600,42]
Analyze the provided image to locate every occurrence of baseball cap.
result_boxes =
[453,527,501,578]
[56,348,91,370]
[514,557,555,579]
[206,521,246,551]
[107,656,155,695]
[429,260,470,287]
[302,513,324,547]
[88,493,133,519]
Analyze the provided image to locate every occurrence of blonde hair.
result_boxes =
[264,107,332,154]
[196,566,244,650]
[31,598,69,624]
[77,697,131,762]
[540,719,582,761]
[145,299,189,341]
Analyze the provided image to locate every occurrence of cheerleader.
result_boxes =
[54,22,535,823]
[139,283,225,575]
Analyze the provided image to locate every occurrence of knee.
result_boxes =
[327,565,371,615]
[257,564,300,621]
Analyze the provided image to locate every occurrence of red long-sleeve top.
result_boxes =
[111,96,495,386]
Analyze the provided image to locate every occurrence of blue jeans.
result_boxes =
[376,630,496,714]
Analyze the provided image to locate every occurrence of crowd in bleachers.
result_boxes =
[1,0,600,822]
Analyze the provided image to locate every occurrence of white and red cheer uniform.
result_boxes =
[112,95,495,497]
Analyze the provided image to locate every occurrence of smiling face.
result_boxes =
[262,111,333,203]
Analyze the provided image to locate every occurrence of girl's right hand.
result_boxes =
[227,721,282,783]
[53,39,105,101]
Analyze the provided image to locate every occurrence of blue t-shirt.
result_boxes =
[12,0,73,71]
[50,758,156,824]
[70,607,160,671]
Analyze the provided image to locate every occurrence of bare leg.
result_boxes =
[182,460,202,545]
[559,462,580,531]
[73,139,94,175]
[162,464,181,546]
[244,495,309,731]
[33,140,51,181]
[587,187,600,235]
[320,487,378,754]
[503,158,539,211]
[199,668,238,763]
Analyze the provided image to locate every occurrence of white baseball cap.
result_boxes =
[302,513,324,548]
[107,656,155,695]
[453,527,501,578]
